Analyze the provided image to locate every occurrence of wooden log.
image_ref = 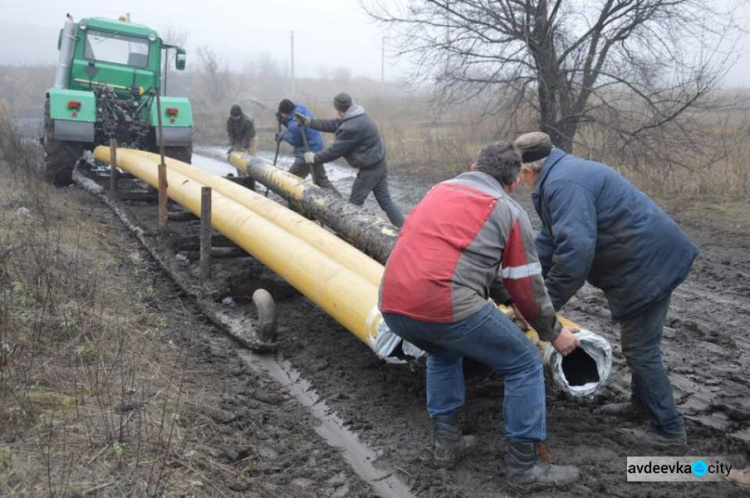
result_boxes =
[230,154,398,265]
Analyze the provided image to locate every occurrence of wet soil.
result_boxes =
[79,154,749,497]
[270,169,750,496]
[67,186,376,497]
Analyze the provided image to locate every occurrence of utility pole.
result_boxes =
[290,30,295,97]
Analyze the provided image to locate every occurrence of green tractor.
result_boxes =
[44,15,193,185]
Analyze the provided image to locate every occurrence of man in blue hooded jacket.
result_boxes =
[275,99,340,195]
[514,132,699,450]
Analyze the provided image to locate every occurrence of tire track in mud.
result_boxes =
[76,154,416,497]
[238,351,416,498]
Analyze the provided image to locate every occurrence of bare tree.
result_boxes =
[366,0,739,162]
[195,46,234,107]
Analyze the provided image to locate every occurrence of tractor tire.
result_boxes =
[43,139,85,186]
[164,145,192,164]
[42,99,85,186]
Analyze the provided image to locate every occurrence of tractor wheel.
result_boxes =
[43,137,85,186]
[164,145,192,164]
[42,100,84,186]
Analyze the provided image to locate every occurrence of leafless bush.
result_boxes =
[0,112,219,496]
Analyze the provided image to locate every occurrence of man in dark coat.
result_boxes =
[295,93,404,227]
[276,99,340,196]
[514,132,699,450]
[227,104,256,156]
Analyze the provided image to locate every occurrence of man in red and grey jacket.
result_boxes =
[379,142,579,493]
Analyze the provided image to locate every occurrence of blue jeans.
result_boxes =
[620,293,684,437]
[350,159,404,227]
[382,303,546,442]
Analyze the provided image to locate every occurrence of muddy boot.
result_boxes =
[505,441,579,494]
[615,427,687,452]
[595,400,648,422]
[432,413,476,469]
[726,467,750,489]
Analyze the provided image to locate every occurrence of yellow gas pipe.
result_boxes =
[95,147,591,365]
[129,149,384,286]
[94,146,385,347]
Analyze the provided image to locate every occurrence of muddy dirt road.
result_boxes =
[84,147,750,496]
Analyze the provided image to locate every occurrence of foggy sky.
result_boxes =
[2,0,750,88]
[1,0,407,81]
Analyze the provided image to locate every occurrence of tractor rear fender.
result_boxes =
[47,88,96,142]
[149,96,193,147]
[149,96,193,128]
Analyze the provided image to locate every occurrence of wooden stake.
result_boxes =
[109,138,118,191]
[158,162,168,232]
[200,186,212,283]
[155,87,169,233]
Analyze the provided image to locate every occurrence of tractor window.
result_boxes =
[84,30,150,68]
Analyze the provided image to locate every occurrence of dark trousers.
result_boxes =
[350,159,404,227]
[621,293,684,437]
[289,159,334,189]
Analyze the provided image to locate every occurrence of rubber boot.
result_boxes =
[505,441,579,493]
[432,413,476,469]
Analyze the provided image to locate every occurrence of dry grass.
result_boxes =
[0,108,231,496]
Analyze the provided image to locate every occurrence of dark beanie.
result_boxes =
[278,99,295,114]
[230,104,242,117]
[513,132,553,162]
[333,92,352,112]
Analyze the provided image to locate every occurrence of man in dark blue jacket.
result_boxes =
[295,93,405,227]
[514,132,699,450]
[275,99,340,196]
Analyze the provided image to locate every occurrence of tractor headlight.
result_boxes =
[148,33,156,42]
[79,22,87,30]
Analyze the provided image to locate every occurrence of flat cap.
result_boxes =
[514,132,553,162]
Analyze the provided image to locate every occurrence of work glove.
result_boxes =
[304,152,316,164]
[274,132,284,144]
[275,112,283,124]
[294,112,311,127]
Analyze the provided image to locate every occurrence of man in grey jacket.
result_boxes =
[295,93,405,227]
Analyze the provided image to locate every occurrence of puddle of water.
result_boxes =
[237,351,416,498]
[193,146,356,184]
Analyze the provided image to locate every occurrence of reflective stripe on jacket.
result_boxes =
[379,171,560,341]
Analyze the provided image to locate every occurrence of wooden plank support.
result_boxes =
[109,138,118,191]
[158,162,168,232]
[200,186,212,283]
